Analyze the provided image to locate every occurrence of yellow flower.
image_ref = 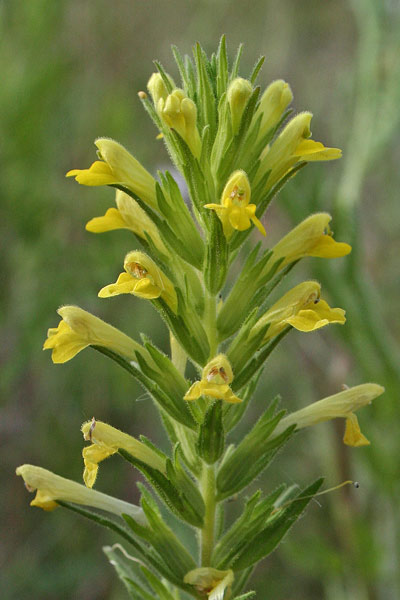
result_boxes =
[98,251,177,312]
[227,77,253,133]
[184,567,234,600]
[86,189,168,254]
[252,281,345,343]
[205,170,266,239]
[272,383,384,447]
[270,213,352,268]
[66,138,158,210]
[16,464,146,523]
[43,306,143,364]
[157,89,202,158]
[81,419,166,488]
[257,112,341,187]
[184,354,241,404]
[147,72,174,106]
[254,79,293,141]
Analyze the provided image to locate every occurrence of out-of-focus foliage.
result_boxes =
[1,1,399,599]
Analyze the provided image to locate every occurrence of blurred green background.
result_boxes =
[2,1,399,598]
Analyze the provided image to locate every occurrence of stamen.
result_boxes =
[207,366,220,381]
[128,262,148,279]
[88,417,96,442]
[219,367,229,382]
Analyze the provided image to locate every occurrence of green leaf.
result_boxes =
[124,496,197,581]
[216,35,228,98]
[249,55,265,84]
[103,545,151,600]
[140,566,176,600]
[232,478,324,570]
[119,450,204,528]
[204,211,228,293]
[223,372,261,433]
[197,400,225,464]
[233,593,256,600]
[217,402,296,499]
[214,486,286,569]
[231,328,291,392]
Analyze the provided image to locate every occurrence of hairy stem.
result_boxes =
[200,462,217,566]
[205,290,218,359]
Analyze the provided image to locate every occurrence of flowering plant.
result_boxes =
[17,38,383,599]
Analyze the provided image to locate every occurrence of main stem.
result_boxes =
[205,290,218,359]
[200,462,216,566]
[200,289,219,565]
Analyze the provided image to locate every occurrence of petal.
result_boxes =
[49,337,89,363]
[98,273,136,298]
[30,490,58,511]
[67,161,116,186]
[184,382,203,401]
[294,139,342,161]
[86,208,128,233]
[83,444,116,488]
[309,235,352,258]
[133,278,162,299]
[228,206,251,231]
[343,413,370,447]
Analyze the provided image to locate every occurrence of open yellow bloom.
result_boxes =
[86,189,168,254]
[81,419,166,488]
[16,465,146,524]
[184,567,234,600]
[205,170,266,239]
[184,354,241,404]
[157,89,202,158]
[98,251,177,312]
[272,383,384,447]
[43,306,143,363]
[255,79,293,141]
[252,281,345,343]
[66,138,158,210]
[257,112,341,187]
[271,213,352,269]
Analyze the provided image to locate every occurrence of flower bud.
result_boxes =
[255,79,293,140]
[147,72,174,106]
[227,77,253,133]
[158,89,201,157]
